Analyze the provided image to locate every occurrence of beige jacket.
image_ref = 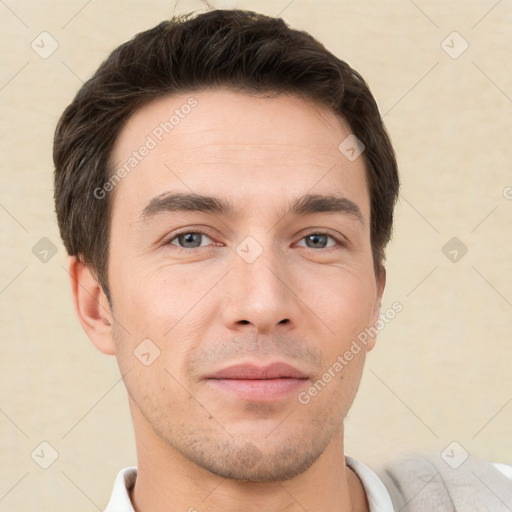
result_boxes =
[379,453,512,511]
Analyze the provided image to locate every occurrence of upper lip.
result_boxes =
[205,362,309,380]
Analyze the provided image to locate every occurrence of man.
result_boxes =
[53,8,511,512]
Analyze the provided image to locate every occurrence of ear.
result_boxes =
[67,255,115,355]
[366,266,386,352]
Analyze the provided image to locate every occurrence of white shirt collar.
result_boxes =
[104,466,136,512]
[345,456,395,511]
[104,457,395,511]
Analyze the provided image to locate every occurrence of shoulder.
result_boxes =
[377,452,512,511]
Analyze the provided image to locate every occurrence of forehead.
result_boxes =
[113,88,353,155]
[109,88,369,221]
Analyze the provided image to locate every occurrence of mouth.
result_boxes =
[204,362,309,401]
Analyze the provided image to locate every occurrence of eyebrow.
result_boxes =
[138,192,364,225]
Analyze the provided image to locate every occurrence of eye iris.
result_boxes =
[306,234,327,248]
[174,233,331,249]
[179,233,201,248]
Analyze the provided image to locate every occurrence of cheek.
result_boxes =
[111,263,213,373]
[297,268,377,340]
[111,258,190,331]
[113,260,377,343]
[111,249,378,363]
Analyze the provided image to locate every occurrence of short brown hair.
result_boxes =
[53,8,399,307]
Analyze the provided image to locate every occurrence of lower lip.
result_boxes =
[206,378,308,401]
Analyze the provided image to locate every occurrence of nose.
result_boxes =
[221,239,301,334]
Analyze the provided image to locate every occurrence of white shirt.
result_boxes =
[104,456,395,511]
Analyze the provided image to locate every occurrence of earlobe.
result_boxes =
[68,255,115,356]
[366,266,387,352]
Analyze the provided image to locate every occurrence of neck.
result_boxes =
[129,408,369,512]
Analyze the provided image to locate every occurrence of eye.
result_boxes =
[167,231,214,249]
[163,230,345,251]
[296,232,343,250]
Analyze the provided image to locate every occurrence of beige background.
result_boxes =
[1,0,511,509]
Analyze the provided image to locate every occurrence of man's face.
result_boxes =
[106,89,384,481]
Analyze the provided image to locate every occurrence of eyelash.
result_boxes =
[163,229,347,252]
